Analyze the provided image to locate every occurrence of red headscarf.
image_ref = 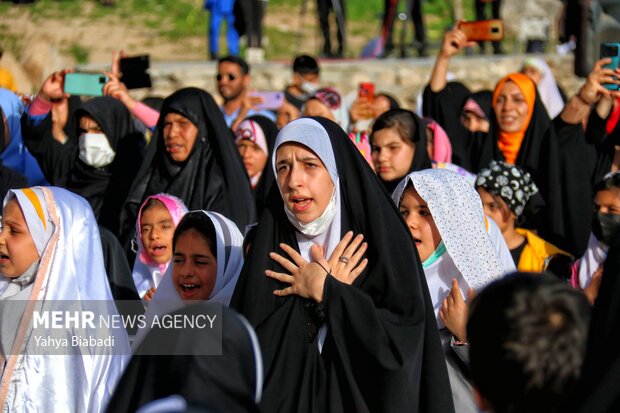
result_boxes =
[493,73,536,164]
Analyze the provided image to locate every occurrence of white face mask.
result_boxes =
[284,184,338,237]
[301,81,320,95]
[78,133,116,168]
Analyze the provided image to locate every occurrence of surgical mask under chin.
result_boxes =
[79,133,116,168]
[284,185,338,237]
[301,81,320,95]
[592,211,620,245]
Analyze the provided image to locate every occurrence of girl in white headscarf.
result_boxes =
[392,168,504,413]
[132,210,244,349]
[0,186,130,412]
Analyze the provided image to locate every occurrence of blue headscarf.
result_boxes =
[0,88,48,185]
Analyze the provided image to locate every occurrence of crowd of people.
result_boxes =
[1,22,620,413]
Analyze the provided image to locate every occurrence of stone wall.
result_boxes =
[76,53,584,111]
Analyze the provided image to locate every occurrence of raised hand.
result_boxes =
[39,69,73,102]
[439,278,476,342]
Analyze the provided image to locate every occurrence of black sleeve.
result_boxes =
[20,112,77,186]
[552,116,597,256]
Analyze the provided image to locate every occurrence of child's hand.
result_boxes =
[144,287,156,302]
[439,278,475,342]
[584,266,604,305]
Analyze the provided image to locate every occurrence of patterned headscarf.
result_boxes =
[475,160,539,217]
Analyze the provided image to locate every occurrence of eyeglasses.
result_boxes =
[216,73,237,82]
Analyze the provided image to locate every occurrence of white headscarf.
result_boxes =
[577,233,609,289]
[133,210,244,350]
[0,187,130,413]
[272,118,342,262]
[522,57,564,119]
[392,169,504,324]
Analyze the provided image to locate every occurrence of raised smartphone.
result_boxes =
[119,55,152,89]
[251,91,285,110]
[358,82,375,104]
[458,19,504,42]
[600,43,620,91]
[64,73,108,96]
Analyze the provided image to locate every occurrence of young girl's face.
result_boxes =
[477,187,516,234]
[399,186,442,262]
[0,199,40,278]
[237,139,268,179]
[371,127,415,183]
[173,229,217,301]
[140,202,175,265]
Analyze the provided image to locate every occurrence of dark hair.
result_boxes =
[218,55,250,75]
[468,273,590,413]
[173,211,217,259]
[292,55,319,75]
[593,172,620,194]
[376,92,400,110]
[370,109,419,146]
[141,198,166,216]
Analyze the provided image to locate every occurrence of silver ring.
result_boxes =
[338,256,350,264]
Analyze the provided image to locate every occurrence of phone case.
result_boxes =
[251,92,284,110]
[601,43,620,91]
[458,20,504,42]
[64,73,108,96]
[120,55,152,89]
[358,82,375,103]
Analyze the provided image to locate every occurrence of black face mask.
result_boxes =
[592,212,620,245]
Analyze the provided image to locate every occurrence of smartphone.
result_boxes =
[600,43,620,91]
[458,20,504,42]
[64,73,109,97]
[358,82,375,104]
[120,55,152,89]
[250,91,284,110]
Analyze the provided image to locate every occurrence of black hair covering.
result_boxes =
[244,114,277,215]
[422,81,473,169]
[230,117,454,413]
[466,90,493,120]
[371,109,432,194]
[105,302,261,413]
[569,232,620,412]
[119,88,256,245]
[67,97,144,234]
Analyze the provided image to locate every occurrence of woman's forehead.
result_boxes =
[276,142,320,160]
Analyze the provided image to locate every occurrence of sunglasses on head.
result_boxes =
[216,73,237,82]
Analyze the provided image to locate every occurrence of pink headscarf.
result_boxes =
[132,193,188,299]
[425,118,452,163]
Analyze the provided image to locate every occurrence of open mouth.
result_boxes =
[150,244,167,257]
[291,197,313,212]
[0,253,9,264]
[178,283,202,300]
[413,237,422,246]
[166,143,183,153]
